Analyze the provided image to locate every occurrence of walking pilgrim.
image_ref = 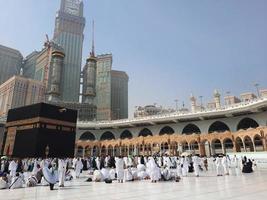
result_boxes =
[192,155,201,177]
[75,158,83,178]
[58,159,67,187]
[115,156,124,183]
[8,160,17,178]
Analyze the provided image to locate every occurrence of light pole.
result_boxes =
[254,83,260,98]
[174,99,178,111]
[199,96,203,111]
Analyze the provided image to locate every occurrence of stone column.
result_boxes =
[232,142,237,152]
[168,144,171,155]
[82,148,85,158]
[91,148,94,157]
[253,142,256,152]
[199,142,206,156]
[242,140,246,152]
[222,144,226,155]
[262,138,267,151]
[74,147,78,157]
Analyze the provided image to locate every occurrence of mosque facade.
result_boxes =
[75,91,267,157]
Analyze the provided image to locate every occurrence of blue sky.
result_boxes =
[0,0,266,117]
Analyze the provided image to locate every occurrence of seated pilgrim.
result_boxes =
[26,175,38,187]
[101,168,110,180]
[9,173,24,189]
[93,170,103,182]
[130,168,138,180]
[124,168,133,181]
[242,159,253,173]
[0,174,9,189]
[65,170,73,181]
[109,168,116,180]
[161,167,172,181]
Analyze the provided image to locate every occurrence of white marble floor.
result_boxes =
[1,169,267,200]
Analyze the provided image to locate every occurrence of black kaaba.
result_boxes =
[3,103,77,158]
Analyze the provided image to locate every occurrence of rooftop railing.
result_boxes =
[78,96,267,126]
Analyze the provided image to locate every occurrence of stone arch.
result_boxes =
[182,123,201,135]
[211,139,222,155]
[159,126,175,135]
[79,131,96,141]
[181,141,189,152]
[189,140,199,153]
[120,130,133,139]
[76,146,83,157]
[162,142,169,152]
[138,128,153,137]
[171,141,178,156]
[84,146,91,157]
[101,145,107,155]
[107,145,113,156]
[129,144,134,155]
[114,145,120,156]
[100,131,115,141]
[244,136,254,152]
[223,138,234,153]
[235,137,244,152]
[237,118,259,130]
[208,121,230,133]
[254,134,264,151]
[92,146,99,156]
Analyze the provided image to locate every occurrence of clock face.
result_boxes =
[64,0,81,16]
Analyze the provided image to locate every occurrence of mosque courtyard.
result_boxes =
[1,169,267,200]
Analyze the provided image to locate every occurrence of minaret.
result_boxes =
[214,89,221,109]
[47,48,65,102]
[190,93,197,113]
[83,20,97,104]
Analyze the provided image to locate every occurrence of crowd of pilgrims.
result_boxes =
[0,154,255,190]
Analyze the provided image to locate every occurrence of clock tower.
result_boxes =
[53,0,85,102]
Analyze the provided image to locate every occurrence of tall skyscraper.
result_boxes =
[53,0,85,102]
[0,44,23,85]
[95,54,112,120]
[22,51,39,79]
[0,76,45,117]
[111,70,129,120]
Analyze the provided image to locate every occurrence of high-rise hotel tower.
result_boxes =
[53,0,85,102]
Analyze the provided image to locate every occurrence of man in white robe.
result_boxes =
[222,156,230,175]
[148,157,160,182]
[176,157,182,178]
[157,156,162,168]
[215,156,223,176]
[231,155,240,175]
[58,159,67,187]
[8,160,17,178]
[95,157,100,170]
[75,158,83,178]
[192,155,201,177]
[32,159,39,175]
[181,156,189,177]
[115,157,124,183]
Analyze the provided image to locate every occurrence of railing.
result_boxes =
[78,96,267,126]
